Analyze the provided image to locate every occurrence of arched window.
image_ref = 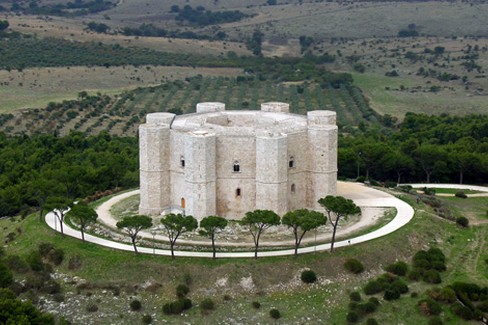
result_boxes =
[180,156,185,167]
[236,188,241,197]
[289,156,295,168]
[291,184,296,193]
[233,161,240,172]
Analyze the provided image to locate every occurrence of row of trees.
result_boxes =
[339,113,488,184]
[115,196,360,259]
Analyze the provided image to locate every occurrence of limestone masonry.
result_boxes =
[139,102,337,220]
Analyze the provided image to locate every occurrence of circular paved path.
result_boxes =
[45,182,415,258]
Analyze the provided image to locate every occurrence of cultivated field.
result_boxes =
[0,77,375,136]
[0,66,242,112]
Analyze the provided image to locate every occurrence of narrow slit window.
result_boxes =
[233,161,240,172]
[236,188,241,197]
[289,156,295,168]
[291,184,296,193]
[180,156,185,167]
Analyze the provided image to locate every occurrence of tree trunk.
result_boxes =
[81,229,85,242]
[132,237,138,254]
[330,219,340,252]
[426,172,431,183]
[397,172,402,186]
[59,219,64,237]
[170,242,175,259]
[459,170,464,185]
[211,234,216,259]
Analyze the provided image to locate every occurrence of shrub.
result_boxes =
[385,261,408,276]
[86,303,98,312]
[349,291,361,302]
[0,263,13,288]
[40,279,61,294]
[269,308,281,319]
[176,284,190,298]
[346,311,359,323]
[200,298,215,310]
[68,255,82,270]
[428,316,444,325]
[368,297,380,306]
[366,318,378,325]
[142,314,152,324]
[451,302,473,320]
[162,303,173,315]
[456,217,469,227]
[130,299,142,311]
[344,258,364,274]
[301,270,317,283]
[438,287,456,303]
[47,248,64,266]
[53,293,65,303]
[418,298,442,316]
[478,300,488,312]
[363,280,384,295]
[38,242,54,257]
[384,289,400,300]
[390,279,409,294]
[252,301,261,309]
[424,269,442,284]
[356,301,377,315]
[181,298,192,310]
[223,294,232,301]
[455,191,467,198]
[408,269,422,281]
[27,251,44,272]
[5,255,29,273]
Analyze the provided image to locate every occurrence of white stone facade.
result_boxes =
[139,102,337,220]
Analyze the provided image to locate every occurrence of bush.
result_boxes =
[53,293,65,303]
[0,263,13,288]
[252,301,261,309]
[356,301,377,315]
[385,261,408,276]
[390,279,409,294]
[300,270,317,283]
[344,258,364,274]
[368,297,380,306]
[47,248,64,266]
[349,291,361,302]
[456,217,469,227]
[142,314,152,324]
[68,255,82,270]
[38,242,54,257]
[200,298,215,310]
[130,299,142,311]
[408,269,422,281]
[418,298,442,316]
[27,251,44,272]
[424,269,442,284]
[269,308,281,319]
[438,287,456,303]
[5,255,29,273]
[366,318,378,325]
[451,302,473,320]
[86,303,98,312]
[346,311,359,323]
[176,284,190,298]
[181,298,192,310]
[428,316,444,325]
[384,289,400,300]
[455,191,467,198]
[363,280,384,295]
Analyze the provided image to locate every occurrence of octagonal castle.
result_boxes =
[139,102,337,220]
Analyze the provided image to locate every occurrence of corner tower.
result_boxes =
[307,110,338,209]
[139,113,174,215]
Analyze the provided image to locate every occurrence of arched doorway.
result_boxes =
[181,197,185,209]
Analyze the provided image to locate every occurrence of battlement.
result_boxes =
[307,110,336,127]
[196,102,226,114]
[261,102,290,113]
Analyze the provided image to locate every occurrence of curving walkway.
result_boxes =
[45,182,415,258]
[405,183,488,196]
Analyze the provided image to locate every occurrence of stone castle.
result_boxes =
[139,102,337,220]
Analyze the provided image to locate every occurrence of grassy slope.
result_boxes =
[1,192,486,324]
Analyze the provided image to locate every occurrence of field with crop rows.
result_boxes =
[0,77,377,136]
